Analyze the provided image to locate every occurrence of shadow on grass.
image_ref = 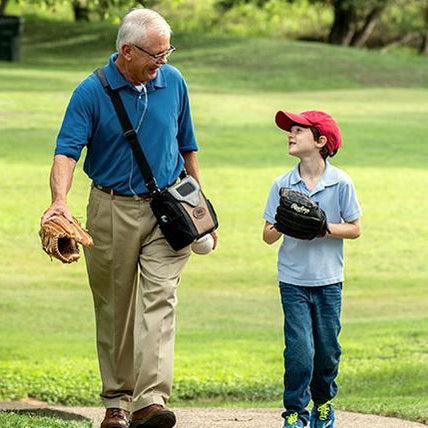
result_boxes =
[1,16,427,170]
[11,16,428,93]
[3,407,89,421]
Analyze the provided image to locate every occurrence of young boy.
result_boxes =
[263,110,362,428]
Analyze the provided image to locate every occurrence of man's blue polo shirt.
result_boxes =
[55,53,198,195]
[263,161,362,286]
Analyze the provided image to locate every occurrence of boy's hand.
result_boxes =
[275,188,330,240]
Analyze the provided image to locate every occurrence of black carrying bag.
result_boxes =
[95,68,218,251]
[150,175,218,250]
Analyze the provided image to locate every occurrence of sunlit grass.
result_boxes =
[0,17,427,425]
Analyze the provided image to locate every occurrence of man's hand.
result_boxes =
[41,201,73,225]
[39,214,93,263]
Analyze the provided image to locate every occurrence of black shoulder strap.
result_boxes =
[94,67,159,194]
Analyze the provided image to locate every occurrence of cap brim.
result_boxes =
[275,111,312,131]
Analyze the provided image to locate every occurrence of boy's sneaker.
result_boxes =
[310,401,335,428]
[283,411,305,427]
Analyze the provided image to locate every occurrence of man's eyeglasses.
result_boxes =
[132,44,176,62]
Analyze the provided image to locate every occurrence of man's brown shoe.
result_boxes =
[130,404,176,428]
[100,408,130,428]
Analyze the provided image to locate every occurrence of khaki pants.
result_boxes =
[84,186,191,412]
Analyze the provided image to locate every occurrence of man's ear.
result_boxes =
[121,43,133,61]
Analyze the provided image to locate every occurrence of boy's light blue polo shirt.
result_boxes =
[55,53,198,195]
[263,161,362,287]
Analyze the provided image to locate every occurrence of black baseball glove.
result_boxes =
[274,188,330,240]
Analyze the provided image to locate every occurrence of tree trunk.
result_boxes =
[72,0,90,21]
[418,33,428,55]
[328,0,357,46]
[419,0,428,55]
[350,5,385,47]
[381,32,419,53]
[0,0,9,15]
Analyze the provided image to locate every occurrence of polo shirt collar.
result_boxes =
[105,53,167,91]
[320,160,341,187]
[146,68,166,92]
[289,165,303,186]
[290,160,341,193]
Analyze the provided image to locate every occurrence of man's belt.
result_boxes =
[93,183,152,200]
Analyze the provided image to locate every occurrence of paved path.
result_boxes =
[1,401,427,427]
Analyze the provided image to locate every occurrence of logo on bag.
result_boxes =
[193,207,206,219]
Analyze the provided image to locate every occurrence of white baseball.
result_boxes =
[191,234,214,255]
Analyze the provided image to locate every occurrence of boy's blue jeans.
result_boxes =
[279,282,342,424]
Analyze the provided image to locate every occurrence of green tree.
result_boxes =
[217,0,271,9]
[420,0,428,54]
[0,0,9,14]
[4,0,159,20]
[326,0,389,46]
[216,0,390,46]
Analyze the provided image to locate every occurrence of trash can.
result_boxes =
[0,15,24,61]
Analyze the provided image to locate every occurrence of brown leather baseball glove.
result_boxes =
[39,215,93,263]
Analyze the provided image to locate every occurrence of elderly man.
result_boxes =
[41,8,215,428]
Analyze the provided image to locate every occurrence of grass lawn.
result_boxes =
[0,16,427,424]
[0,411,91,427]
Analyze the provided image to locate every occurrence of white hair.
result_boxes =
[116,7,171,51]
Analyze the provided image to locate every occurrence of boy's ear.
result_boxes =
[317,135,328,148]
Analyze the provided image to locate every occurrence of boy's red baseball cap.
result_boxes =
[275,110,342,156]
